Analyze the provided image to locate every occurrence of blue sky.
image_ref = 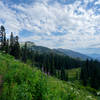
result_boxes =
[0,0,100,54]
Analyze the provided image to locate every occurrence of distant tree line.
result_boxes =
[1,25,100,89]
[0,25,20,59]
[80,59,100,89]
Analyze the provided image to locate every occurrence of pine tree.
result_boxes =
[0,25,6,51]
[5,39,9,53]
[10,32,14,56]
[3,32,6,49]
[22,42,27,62]
[86,59,89,78]
[80,66,87,86]
[61,67,66,81]
[50,53,56,76]
[13,36,20,59]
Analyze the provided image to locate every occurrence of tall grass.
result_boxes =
[0,53,97,100]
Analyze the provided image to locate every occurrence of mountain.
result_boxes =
[30,46,92,60]
[54,48,91,60]
[30,45,66,55]
[20,41,91,60]
[20,41,35,47]
[30,45,53,53]
[20,41,65,55]
[87,53,100,61]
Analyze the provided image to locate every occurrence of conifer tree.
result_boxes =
[0,25,6,51]
[50,53,56,76]
[22,42,27,62]
[13,36,20,59]
[80,66,87,86]
[5,39,9,53]
[3,32,6,48]
[10,32,14,56]
[61,67,66,80]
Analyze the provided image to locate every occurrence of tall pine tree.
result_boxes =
[13,36,20,59]
[21,42,27,62]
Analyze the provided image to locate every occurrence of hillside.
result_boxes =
[0,53,98,100]
[20,41,91,60]
[55,48,91,60]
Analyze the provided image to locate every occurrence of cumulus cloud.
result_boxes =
[0,0,100,53]
[0,1,21,36]
[95,0,100,5]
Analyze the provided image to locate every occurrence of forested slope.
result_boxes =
[0,53,97,100]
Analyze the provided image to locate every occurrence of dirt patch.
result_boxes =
[0,75,3,95]
[0,75,2,83]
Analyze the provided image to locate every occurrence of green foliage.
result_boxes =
[80,59,100,89]
[0,53,98,100]
[67,68,80,81]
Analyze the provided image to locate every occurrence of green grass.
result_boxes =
[67,68,81,81]
[0,53,98,100]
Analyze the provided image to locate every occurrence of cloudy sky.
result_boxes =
[0,0,100,54]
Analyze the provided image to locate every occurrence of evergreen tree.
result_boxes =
[80,67,87,86]
[80,59,89,86]
[0,26,5,45]
[50,53,56,76]
[3,32,6,48]
[61,67,66,81]
[13,36,20,59]
[22,42,27,62]
[10,32,14,56]
[90,67,98,89]
[5,39,9,53]
[0,25,6,51]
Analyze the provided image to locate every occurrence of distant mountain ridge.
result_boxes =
[20,41,91,60]
[87,53,100,61]
[54,48,91,60]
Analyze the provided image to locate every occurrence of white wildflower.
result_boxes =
[97,91,100,96]
[70,87,73,90]
[87,96,93,99]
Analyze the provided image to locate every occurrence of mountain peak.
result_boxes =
[20,41,35,47]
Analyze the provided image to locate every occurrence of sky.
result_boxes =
[0,0,100,54]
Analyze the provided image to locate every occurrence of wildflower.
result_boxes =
[97,91,100,96]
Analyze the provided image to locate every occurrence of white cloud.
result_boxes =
[0,1,21,36]
[0,0,100,53]
[95,0,100,5]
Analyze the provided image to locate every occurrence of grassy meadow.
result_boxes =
[0,53,99,100]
